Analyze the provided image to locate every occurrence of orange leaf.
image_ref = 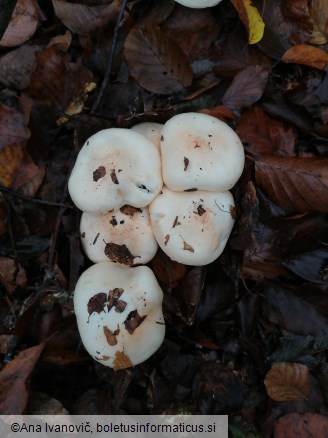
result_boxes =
[255,156,328,213]
[282,44,328,70]
[264,362,310,402]
[124,23,193,95]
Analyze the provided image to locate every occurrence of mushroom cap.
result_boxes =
[74,262,165,369]
[174,0,223,8]
[131,122,163,151]
[80,205,158,265]
[160,112,245,192]
[68,128,163,213]
[149,186,235,266]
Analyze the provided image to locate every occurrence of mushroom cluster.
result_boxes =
[69,112,245,369]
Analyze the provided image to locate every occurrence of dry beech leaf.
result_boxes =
[0,0,42,47]
[282,44,328,70]
[0,44,40,90]
[124,23,193,95]
[255,156,328,213]
[274,412,328,438]
[161,6,220,60]
[0,0,18,41]
[281,0,313,45]
[236,106,296,156]
[230,0,265,45]
[52,0,120,35]
[264,362,310,402]
[0,257,27,295]
[0,343,44,414]
[0,103,30,187]
[29,45,94,122]
[222,65,270,112]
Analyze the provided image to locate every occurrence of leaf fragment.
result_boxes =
[113,351,133,371]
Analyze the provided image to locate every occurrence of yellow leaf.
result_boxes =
[231,0,265,45]
[243,0,265,45]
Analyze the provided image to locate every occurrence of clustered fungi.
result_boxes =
[69,112,245,370]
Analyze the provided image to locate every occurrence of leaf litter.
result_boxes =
[0,0,327,435]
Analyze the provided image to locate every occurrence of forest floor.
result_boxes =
[0,1,328,436]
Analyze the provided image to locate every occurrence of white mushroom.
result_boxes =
[80,205,158,265]
[68,128,163,213]
[74,262,165,369]
[160,112,245,192]
[174,0,223,8]
[131,122,163,151]
[149,186,235,266]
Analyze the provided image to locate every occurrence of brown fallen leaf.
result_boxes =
[0,257,27,295]
[0,0,43,47]
[161,5,220,60]
[282,44,328,70]
[0,44,40,90]
[124,22,193,95]
[0,343,44,414]
[52,0,120,35]
[222,65,270,112]
[0,103,31,187]
[236,106,296,156]
[28,45,94,122]
[255,155,328,213]
[151,248,187,289]
[274,412,328,438]
[281,0,313,45]
[264,362,310,402]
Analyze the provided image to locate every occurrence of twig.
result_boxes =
[0,185,73,208]
[43,178,71,285]
[1,193,19,280]
[91,0,128,114]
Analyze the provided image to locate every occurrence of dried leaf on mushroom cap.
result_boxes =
[80,205,158,265]
[68,128,163,213]
[74,262,165,370]
[149,186,235,266]
[160,112,245,192]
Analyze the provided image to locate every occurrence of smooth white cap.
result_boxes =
[161,112,245,192]
[149,186,235,265]
[74,262,165,369]
[80,205,158,265]
[174,0,223,8]
[131,122,163,150]
[68,128,163,213]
